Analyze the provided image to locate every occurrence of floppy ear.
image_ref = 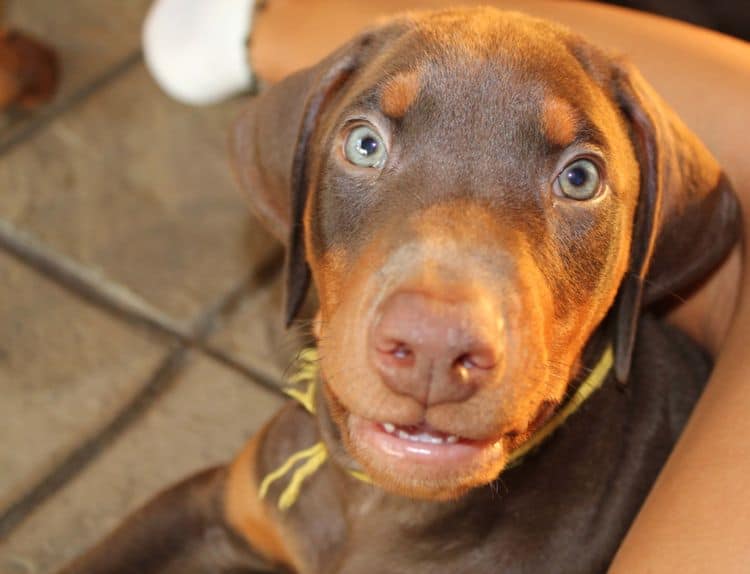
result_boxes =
[612,62,741,382]
[231,26,405,326]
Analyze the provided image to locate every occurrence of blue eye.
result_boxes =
[555,159,601,200]
[344,125,387,168]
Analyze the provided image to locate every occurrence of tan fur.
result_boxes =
[380,70,421,118]
[317,246,349,316]
[542,95,579,147]
[224,430,297,571]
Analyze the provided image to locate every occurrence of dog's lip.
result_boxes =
[348,414,503,466]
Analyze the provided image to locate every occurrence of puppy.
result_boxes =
[59,8,739,574]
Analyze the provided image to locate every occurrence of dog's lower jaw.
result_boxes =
[322,387,508,501]
[349,414,508,501]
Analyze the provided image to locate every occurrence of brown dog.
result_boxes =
[59,8,739,574]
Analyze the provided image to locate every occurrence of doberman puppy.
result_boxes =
[59,8,740,574]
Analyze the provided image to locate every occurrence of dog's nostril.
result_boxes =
[455,353,477,371]
[392,343,413,361]
[452,351,496,385]
[453,350,496,372]
[376,340,416,367]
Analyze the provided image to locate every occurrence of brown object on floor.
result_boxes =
[0,28,59,111]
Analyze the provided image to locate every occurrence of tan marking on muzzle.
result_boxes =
[315,246,350,317]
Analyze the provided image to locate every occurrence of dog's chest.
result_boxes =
[269,318,709,574]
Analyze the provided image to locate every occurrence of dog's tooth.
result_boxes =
[413,432,443,444]
[390,426,460,445]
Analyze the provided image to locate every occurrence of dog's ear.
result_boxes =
[231,26,405,326]
[611,62,740,382]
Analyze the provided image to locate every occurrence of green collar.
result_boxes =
[260,346,613,510]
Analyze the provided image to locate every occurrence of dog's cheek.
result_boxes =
[544,202,627,342]
[315,161,384,246]
[310,243,375,382]
[311,237,386,327]
[312,246,349,320]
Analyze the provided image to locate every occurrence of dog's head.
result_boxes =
[232,9,739,500]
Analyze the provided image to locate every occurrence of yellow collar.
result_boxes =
[260,346,613,510]
[506,345,613,466]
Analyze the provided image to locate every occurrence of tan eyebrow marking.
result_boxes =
[542,96,579,147]
[380,70,421,118]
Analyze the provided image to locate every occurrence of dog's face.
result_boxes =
[308,12,639,499]
[232,9,738,500]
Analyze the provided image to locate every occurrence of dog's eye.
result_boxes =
[555,159,601,200]
[344,125,387,168]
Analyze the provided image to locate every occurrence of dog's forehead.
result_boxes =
[351,10,609,149]
[409,8,574,62]
[313,9,635,245]
[368,11,598,116]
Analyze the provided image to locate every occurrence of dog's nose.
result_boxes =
[370,291,501,406]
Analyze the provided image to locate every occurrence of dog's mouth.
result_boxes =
[378,421,462,445]
[345,413,507,499]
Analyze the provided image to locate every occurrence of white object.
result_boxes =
[142,0,256,105]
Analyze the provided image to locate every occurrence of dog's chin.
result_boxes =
[343,413,507,501]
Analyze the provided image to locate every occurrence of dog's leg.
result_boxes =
[57,466,278,574]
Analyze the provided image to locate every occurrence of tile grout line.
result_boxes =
[0,218,190,338]
[0,50,143,156]
[0,343,188,541]
[0,258,284,539]
[0,217,286,395]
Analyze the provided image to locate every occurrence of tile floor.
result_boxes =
[0,2,297,572]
